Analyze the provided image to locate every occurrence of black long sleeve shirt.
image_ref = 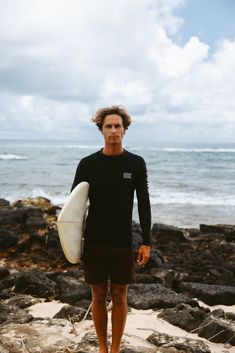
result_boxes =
[71,149,151,248]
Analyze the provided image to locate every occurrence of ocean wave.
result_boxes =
[161,148,235,153]
[0,154,28,160]
[149,192,235,206]
[3,187,235,209]
[2,188,68,206]
[55,145,102,149]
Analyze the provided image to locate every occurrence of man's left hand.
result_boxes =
[137,245,151,267]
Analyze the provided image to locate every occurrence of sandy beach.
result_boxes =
[21,301,235,353]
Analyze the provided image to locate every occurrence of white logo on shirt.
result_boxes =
[123,172,132,179]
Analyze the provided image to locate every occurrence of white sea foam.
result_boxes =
[150,192,235,206]
[161,148,235,153]
[0,154,28,160]
[4,188,68,206]
[55,144,102,149]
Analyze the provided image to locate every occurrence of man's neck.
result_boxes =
[102,144,124,156]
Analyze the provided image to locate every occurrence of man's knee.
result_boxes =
[91,283,108,304]
[111,284,128,305]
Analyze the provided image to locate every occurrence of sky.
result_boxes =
[0,0,235,143]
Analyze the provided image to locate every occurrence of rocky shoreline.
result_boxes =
[0,196,235,353]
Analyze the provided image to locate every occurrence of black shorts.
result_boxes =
[83,241,135,284]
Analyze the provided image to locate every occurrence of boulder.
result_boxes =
[198,314,235,345]
[0,229,18,249]
[0,199,10,207]
[127,284,198,310]
[53,304,91,321]
[0,207,46,231]
[0,267,10,280]
[152,223,187,243]
[147,332,211,353]
[200,224,235,242]
[56,275,91,304]
[13,196,57,215]
[178,282,235,305]
[14,270,58,298]
[158,303,210,332]
[0,302,33,324]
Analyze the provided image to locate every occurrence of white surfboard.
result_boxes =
[57,181,89,264]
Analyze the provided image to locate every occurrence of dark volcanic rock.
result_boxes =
[127,284,197,310]
[200,224,235,241]
[0,229,18,249]
[198,314,235,345]
[149,268,175,288]
[6,294,42,309]
[53,304,91,321]
[0,267,10,280]
[56,275,91,304]
[0,199,10,207]
[0,206,46,231]
[0,302,33,324]
[178,282,235,305]
[152,223,187,243]
[158,303,210,332]
[120,347,157,353]
[14,270,58,298]
[135,273,159,283]
[147,332,211,353]
[147,250,164,268]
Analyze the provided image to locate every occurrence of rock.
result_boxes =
[0,302,33,324]
[14,270,58,298]
[0,272,21,290]
[5,294,42,309]
[0,207,46,231]
[75,298,92,310]
[0,198,10,207]
[56,275,91,304]
[147,250,164,268]
[0,341,10,353]
[135,273,159,283]
[53,304,91,321]
[178,282,235,305]
[200,224,235,242]
[158,303,210,332]
[0,267,10,280]
[150,268,175,288]
[147,332,211,353]
[120,347,157,353]
[0,229,18,249]
[75,330,102,352]
[13,196,57,215]
[46,228,61,248]
[152,223,187,243]
[127,284,197,310]
[198,314,235,345]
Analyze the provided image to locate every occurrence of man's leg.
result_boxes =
[91,283,109,353]
[110,283,128,353]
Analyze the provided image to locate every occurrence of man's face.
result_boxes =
[101,114,125,145]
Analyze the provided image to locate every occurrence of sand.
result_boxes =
[25,301,235,353]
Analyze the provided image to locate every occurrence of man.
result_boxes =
[71,105,151,353]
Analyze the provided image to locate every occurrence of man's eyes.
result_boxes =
[106,124,122,128]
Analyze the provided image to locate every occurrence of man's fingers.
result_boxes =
[137,255,149,267]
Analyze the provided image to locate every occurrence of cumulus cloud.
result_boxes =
[0,0,234,141]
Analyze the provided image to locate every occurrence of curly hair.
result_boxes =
[92,105,132,131]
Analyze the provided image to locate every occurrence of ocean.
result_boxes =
[0,139,234,228]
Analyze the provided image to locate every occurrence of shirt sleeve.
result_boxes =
[135,157,152,246]
[70,158,88,192]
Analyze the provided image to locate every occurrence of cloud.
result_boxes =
[0,0,234,142]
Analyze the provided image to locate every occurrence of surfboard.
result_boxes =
[57,181,89,264]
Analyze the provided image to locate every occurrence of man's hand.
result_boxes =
[137,245,151,267]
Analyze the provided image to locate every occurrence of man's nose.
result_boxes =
[111,126,116,133]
